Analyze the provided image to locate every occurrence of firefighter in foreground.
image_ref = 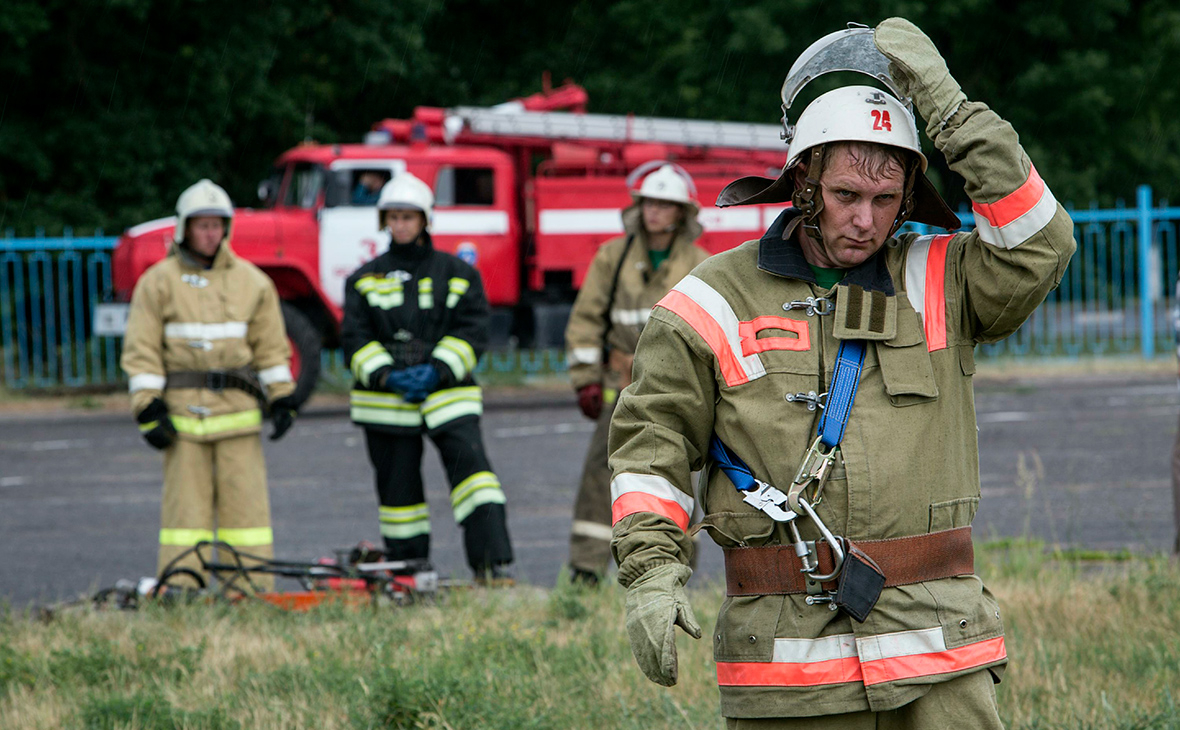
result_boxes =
[564,164,710,585]
[342,172,514,583]
[122,179,298,591]
[609,19,1074,726]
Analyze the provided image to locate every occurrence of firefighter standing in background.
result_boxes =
[122,179,298,591]
[609,19,1075,726]
[564,164,710,585]
[342,172,514,582]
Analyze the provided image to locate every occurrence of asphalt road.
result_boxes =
[2,372,1176,608]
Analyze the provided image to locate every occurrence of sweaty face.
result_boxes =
[797,147,906,269]
[184,216,226,258]
[384,209,427,245]
[641,198,682,235]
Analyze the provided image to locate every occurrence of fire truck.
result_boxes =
[106,81,790,405]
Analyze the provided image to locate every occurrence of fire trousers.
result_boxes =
[364,416,513,574]
[158,434,275,591]
[724,669,1004,729]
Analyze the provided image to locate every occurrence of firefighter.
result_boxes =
[122,179,298,592]
[341,172,514,583]
[608,19,1075,726]
[564,164,710,585]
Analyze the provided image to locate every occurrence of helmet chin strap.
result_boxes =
[785,146,827,246]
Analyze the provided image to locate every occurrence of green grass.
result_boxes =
[1,547,1178,729]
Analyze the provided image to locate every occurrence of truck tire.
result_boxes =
[281,301,321,410]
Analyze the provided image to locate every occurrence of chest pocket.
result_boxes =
[875,307,938,406]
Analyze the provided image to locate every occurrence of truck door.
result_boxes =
[430,161,517,307]
[318,159,407,309]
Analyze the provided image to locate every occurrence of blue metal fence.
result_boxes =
[3,187,1180,389]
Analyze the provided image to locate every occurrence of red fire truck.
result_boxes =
[106,81,790,404]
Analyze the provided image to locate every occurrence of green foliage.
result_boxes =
[0,1,1176,235]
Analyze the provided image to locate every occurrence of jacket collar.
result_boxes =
[757,208,895,296]
[171,240,235,271]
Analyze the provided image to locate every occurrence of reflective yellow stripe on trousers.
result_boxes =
[171,409,263,437]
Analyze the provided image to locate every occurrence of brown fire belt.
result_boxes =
[723,526,975,596]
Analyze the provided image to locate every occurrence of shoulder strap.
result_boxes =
[599,234,635,358]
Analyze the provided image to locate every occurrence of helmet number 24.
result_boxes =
[871,109,892,131]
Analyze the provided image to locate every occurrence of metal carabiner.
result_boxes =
[782,296,833,317]
[795,498,845,582]
[741,480,798,523]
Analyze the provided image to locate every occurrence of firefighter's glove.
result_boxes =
[136,398,177,451]
[384,368,414,394]
[268,395,298,441]
[874,18,966,136]
[577,383,604,420]
[400,363,441,404]
[624,563,701,687]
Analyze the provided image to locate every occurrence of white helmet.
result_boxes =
[717,86,958,232]
[633,164,696,206]
[377,172,434,228]
[785,86,926,172]
[174,179,234,244]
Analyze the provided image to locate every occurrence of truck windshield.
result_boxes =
[283,162,325,209]
[258,168,283,208]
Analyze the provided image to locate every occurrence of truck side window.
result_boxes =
[284,163,325,209]
[434,167,495,206]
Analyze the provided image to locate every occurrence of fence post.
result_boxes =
[1138,185,1154,358]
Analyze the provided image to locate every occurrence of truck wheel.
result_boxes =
[281,301,322,409]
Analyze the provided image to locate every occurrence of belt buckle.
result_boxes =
[205,371,227,392]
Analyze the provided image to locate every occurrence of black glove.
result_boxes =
[136,398,177,450]
[269,395,298,441]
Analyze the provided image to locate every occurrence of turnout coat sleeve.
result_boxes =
[341,269,395,391]
[914,101,1075,342]
[121,269,168,415]
[246,274,294,403]
[429,263,489,385]
[565,238,620,390]
[608,309,717,588]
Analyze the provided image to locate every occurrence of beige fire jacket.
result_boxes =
[609,100,1075,717]
[121,242,294,442]
[565,205,709,391]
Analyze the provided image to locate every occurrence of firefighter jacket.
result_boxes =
[609,101,1075,718]
[566,205,709,391]
[342,234,489,435]
[121,242,295,442]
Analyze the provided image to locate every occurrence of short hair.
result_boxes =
[819,141,912,182]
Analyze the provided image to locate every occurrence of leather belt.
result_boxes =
[166,369,265,402]
[723,526,975,596]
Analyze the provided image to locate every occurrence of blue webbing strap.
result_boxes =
[711,338,866,489]
[816,340,866,450]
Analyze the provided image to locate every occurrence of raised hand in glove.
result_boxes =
[874,18,966,136]
[624,563,701,686]
[136,397,177,450]
[268,395,298,441]
[576,383,603,420]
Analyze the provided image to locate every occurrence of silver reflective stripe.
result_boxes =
[571,519,613,542]
[855,627,946,662]
[129,373,167,392]
[258,364,293,385]
[610,308,651,326]
[568,347,603,365]
[904,235,936,319]
[164,322,248,340]
[773,633,858,664]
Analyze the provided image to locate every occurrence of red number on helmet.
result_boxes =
[871,109,893,132]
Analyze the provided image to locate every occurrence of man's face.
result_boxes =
[384,209,426,244]
[641,198,682,235]
[185,216,226,258]
[797,146,905,269]
[360,172,384,191]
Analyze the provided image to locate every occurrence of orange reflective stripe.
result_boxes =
[611,492,690,531]
[972,166,1045,228]
[716,657,864,687]
[738,316,810,355]
[657,289,750,386]
[923,235,952,352]
[861,636,1007,686]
